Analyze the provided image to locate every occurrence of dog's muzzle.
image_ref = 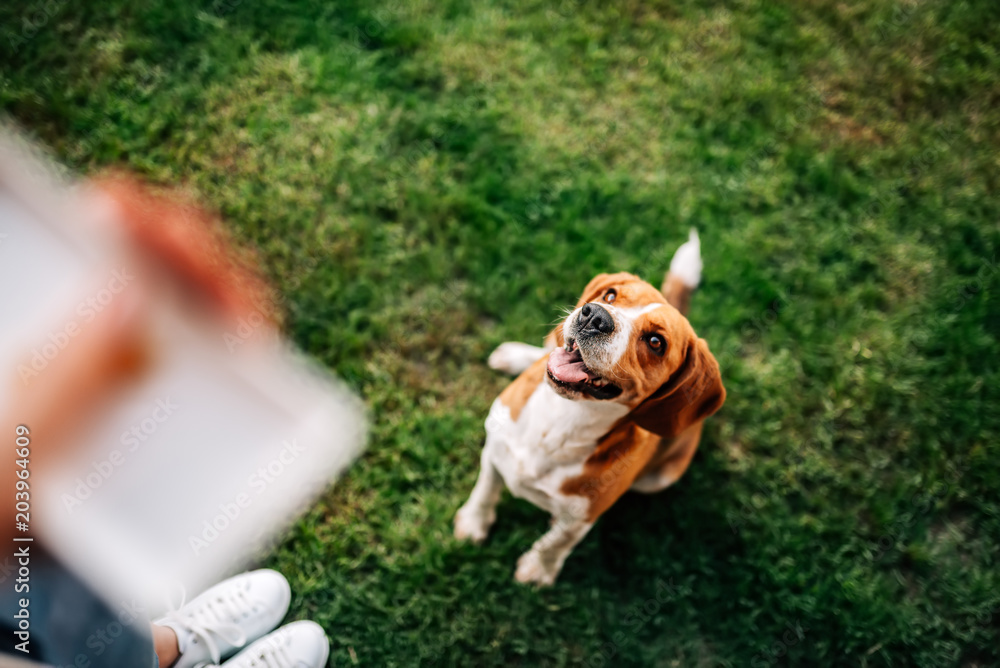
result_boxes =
[576,303,614,339]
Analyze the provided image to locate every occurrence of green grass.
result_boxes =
[3,0,999,665]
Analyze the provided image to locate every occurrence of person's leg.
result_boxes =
[0,550,157,667]
[152,624,180,667]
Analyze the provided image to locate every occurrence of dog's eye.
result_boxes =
[646,334,665,355]
[603,289,617,304]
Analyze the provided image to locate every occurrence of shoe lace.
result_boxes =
[160,584,250,665]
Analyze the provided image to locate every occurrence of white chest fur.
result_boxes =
[484,381,629,514]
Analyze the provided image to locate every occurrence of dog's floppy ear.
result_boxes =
[630,335,726,439]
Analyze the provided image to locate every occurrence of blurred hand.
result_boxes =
[2,175,276,542]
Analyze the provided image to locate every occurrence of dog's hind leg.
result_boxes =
[630,421,703,493]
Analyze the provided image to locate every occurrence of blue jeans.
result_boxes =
[0,549,157,667]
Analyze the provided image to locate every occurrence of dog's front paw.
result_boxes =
[488,342,546,376]
[454,506,494,544]
[515,550,558,587]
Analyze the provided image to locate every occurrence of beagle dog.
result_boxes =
[454,230,725,585]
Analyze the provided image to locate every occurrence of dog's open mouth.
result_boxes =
[546,339,623,399]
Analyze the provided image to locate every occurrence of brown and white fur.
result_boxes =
[454,230,726,586]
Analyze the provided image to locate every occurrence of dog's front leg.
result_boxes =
[515,515,594,586]
[487,341,553,376]
[454,444,504,543]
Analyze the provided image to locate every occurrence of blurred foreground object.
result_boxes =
[0,124,365,609]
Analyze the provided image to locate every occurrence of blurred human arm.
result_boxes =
[0,176,276,544]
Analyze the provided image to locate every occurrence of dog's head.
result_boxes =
[546,272,725,439]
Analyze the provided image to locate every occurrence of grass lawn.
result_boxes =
[2,0,999,665]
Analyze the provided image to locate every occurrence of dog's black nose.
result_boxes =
[578,303,614,336]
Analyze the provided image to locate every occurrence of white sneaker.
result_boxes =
[156,569,292,668]
[220,620,330,668]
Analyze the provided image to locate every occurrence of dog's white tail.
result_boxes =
[662,229,702,315]
[669,229,702,288]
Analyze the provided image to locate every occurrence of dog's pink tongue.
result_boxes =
[547,347,590,383]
